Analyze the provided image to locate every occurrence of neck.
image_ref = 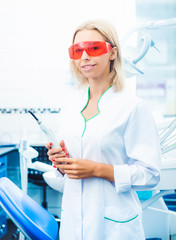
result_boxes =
[88,80,111,100]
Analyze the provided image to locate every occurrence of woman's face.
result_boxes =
[73,30,115,82]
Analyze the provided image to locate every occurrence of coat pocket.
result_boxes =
[104,206,138,223]
[104,206,143,240]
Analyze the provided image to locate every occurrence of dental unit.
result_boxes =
[28,110,64,191]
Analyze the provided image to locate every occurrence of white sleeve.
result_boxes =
[114,101,161,193]
[42,169,66,193]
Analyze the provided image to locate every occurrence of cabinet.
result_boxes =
[0,146,16,239]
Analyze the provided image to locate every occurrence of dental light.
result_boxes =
[122,18,176,77]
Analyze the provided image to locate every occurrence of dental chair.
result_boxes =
[0,177,58,240]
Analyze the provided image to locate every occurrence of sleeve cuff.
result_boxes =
[114,165,131,193]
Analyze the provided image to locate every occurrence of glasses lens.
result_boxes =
[86,42,107,56]
[69,44,83,60]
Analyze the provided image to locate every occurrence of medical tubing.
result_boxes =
[161,143,176,154]
[160,118,176,144]
[161,133,176,148]
[28,110,40,122]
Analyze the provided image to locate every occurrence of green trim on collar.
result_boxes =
[80,85,112,137]
[97,85,112,112]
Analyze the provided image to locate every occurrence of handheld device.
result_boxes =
[28,110,60,149]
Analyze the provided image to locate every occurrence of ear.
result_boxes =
[109,47,118,60]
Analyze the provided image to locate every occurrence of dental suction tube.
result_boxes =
[28,110,60,149]
[160,118,176,145]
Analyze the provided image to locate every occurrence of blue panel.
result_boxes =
[0,155,7,239]
[0,155,7,178]
[164,193,176,212]
[136,191,153,200]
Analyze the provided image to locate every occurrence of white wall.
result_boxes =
[0,0,136,108]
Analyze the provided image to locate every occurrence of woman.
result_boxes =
[46,20,161,240]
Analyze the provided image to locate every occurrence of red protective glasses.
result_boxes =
[68,41,112,60]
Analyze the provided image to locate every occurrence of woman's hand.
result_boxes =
[46,140,114,181]
[53,157,114,182]
[53,157,96,179]
[45,140,68,175]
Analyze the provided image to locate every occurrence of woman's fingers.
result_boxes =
[60,140,68,153]
[45,142,53,149]
[45,142,65,161]
[56,158,72,163]
[47,147,63,155]
[46,141,68,156]
[49,153,67,161]
[45,141,69,173]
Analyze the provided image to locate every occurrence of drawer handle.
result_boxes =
[0,162,5,168]
[0,224,6,233]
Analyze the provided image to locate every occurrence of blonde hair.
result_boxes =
[70,19,125,91]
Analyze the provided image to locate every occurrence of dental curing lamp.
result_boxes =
[28,110,60,149]
[0,177,58,240]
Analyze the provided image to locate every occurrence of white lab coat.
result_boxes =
[55,86,161,240]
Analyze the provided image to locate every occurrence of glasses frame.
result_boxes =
[68,41,112,60]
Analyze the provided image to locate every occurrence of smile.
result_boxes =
[81,64,96,71]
